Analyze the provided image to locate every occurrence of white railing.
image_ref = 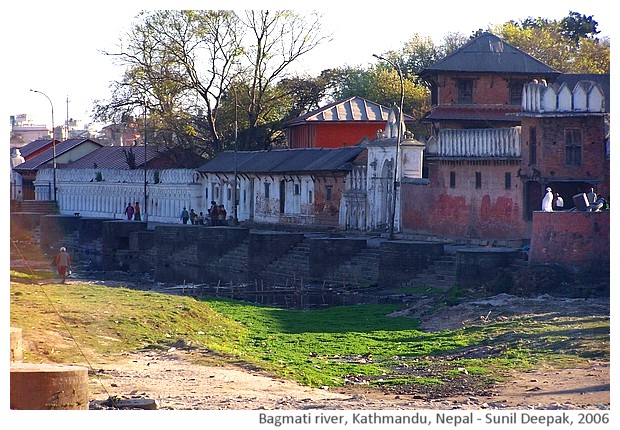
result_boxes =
[434,127,521,157]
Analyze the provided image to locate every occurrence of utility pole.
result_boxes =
[30,89,56,202]
[233,88,239,225]
[372,54,404,240]
[144,99,148,222]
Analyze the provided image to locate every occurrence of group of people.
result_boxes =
[123,202,142,221]
[180,202,227,225]
[541,187,560,212]
[542,186,608,212]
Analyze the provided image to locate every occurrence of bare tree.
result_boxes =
[96,10,330,154]
[240,10,331,150]
[95,10,244,156]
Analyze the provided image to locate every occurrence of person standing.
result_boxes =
[189,208,197,225]
[586,187,597,204]
[218,204,227,226]
[180,207,190,224]
[542,187,554,212]
[554,193,564,211]
[54,247,72,284]
[124,202,134,220]
[134,202,141,221]
[209,201,219,226]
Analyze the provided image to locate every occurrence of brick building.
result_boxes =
[399,32,610,242]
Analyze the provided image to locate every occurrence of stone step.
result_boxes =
[400,253,457,290]
[12,200,59,214]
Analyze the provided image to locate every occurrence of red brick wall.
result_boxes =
[529,211,610,272]
[521,116,609,198]
[438,74,513,105]
[400,160,527,240]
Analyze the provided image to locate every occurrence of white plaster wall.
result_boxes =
[35,167,200,223]
[366,144,399,232]
[200,172,316,225]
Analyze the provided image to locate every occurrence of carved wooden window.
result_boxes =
[457,79,473,104]
[509,81,524,105]
[565,128,583,166]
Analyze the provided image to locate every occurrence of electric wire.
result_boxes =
[10,237,113,402]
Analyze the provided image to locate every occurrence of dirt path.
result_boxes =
[86,293,610,411]
[88,348,609,410]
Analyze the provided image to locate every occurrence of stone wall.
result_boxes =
[378,241,444,287]
[455,248,519,284]
[102,221,149,271]
[152,226,250,283]
[529,211,610,273]
[308,238,367,277]
[248,231,305,275]
[39,215,85,253]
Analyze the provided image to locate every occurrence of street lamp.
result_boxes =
[30,89,56,202]
[373,54,404,240]
[233,88,239,225]
[143,99,148,223]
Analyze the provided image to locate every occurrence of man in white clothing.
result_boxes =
[542,187,554,212]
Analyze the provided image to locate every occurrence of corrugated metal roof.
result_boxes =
[62,145,166,170]
[15,138,58,159]
[283,96,415,127]
[196,146,366,174]
[13,138,104,172]
[419,32,560,76]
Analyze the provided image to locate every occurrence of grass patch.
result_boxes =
[10,279,610,391]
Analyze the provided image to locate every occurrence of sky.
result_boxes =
[2,0,614,130]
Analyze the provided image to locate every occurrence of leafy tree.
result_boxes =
[318,63,430,139]
[440,32,470,57]
[397,34,443,77]
[497,12,609,73]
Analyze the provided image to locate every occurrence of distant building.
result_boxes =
[99,121,142,146]
[10,114,50,146]
[196,146,369,228]
[13,138,104,200]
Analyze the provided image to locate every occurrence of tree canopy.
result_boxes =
[497,11,609,73]
[94,10,609,159]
